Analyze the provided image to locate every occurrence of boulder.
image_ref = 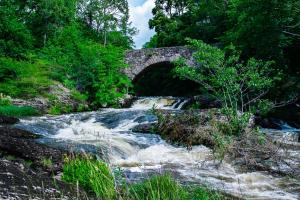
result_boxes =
[0,115,19,124]
[0,127,63,172]
[132,123,157,133]
[0,158,88,199]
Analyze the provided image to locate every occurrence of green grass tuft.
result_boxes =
[127,174,188,200]
[0,105,39,117]
[62,156,115,199]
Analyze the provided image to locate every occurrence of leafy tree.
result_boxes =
[148,0,227,47]
[174,40,280,134]
[26,0,77,47]
[0,0,33,58]
[77,0,136,48]
[43,24,131,107]
[223,0,300,63]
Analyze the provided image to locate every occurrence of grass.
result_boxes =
[62,156,116,199]
[41,157,53,168]
[126,174,223,200]
[62,156,225,200]
[0,105,39,117]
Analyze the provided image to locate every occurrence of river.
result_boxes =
[15,97,300,200]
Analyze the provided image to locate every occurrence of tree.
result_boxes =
[0,0,33,58]
[26,0,77,47]
[77,0,136,48]
[148,0,227,47]
[223,0,300,63]
[174,39,279,134]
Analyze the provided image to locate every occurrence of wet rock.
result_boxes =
[0,127,63,172]
[182,95,222,110]
[255,116,282,129]
[0,115,19,125]
[119,95,137,108]
[0,158,88,199]
[132,123,157,133]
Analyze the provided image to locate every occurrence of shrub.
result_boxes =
[0,57,52,98]
[0,105,39,117]
[62,156,115,199]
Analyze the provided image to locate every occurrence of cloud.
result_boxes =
[129,0,156,49]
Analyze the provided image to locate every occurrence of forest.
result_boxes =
[0,0,300,199]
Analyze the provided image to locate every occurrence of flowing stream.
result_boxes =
[15,97,300,200]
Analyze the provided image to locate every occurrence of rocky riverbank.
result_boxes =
[131,109,300,178]
[0,117,89,199]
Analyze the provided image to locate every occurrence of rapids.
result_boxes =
[15,97,300,200]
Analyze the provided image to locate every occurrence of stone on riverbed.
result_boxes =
[0,115,19,125]
[0,127,63,172]
[0,158,88,199]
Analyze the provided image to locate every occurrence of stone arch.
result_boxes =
[123,46,195,80]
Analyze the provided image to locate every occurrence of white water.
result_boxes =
[15,97,300,200]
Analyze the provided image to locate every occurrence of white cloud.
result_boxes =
[129,0,155,49]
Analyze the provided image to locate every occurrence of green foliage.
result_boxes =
[223,0,299,63]
[41,157,53,168]
[0,57,52,98]
[174,40,279,126]
[148,0,227,47]
[127,174,187,200]
[43,24,131,107]
[126,174,223,200]
[62,156,115,199]
[0,0,135,110]
[0,0,33,58]
[0,94,12,106]
[0,105,39,117]
[48,104,73,115]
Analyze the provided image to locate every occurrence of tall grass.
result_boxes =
[62,156,225,200]
[62,156,116,199]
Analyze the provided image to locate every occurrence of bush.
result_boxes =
[0,105,39,117]
[62,156,115,199]
[0,57,52,98]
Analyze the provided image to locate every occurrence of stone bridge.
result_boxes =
[123,46,195,81]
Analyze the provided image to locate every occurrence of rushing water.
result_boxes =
[15,97,300,200]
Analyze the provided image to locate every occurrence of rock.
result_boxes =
[132,123,157,133]
[11,82,86,113]
[0,158,88,199]
[12,97,49,112]
[0,127,63,172]
[255,116,282,129]
[119,94,136,108]
[182,95,222,110]
[0,115,19,125]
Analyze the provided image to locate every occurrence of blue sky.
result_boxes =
[128,0,155,49]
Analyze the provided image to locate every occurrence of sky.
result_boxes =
[128,0,156,49]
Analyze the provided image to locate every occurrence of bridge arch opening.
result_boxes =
[132,61,200,97]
